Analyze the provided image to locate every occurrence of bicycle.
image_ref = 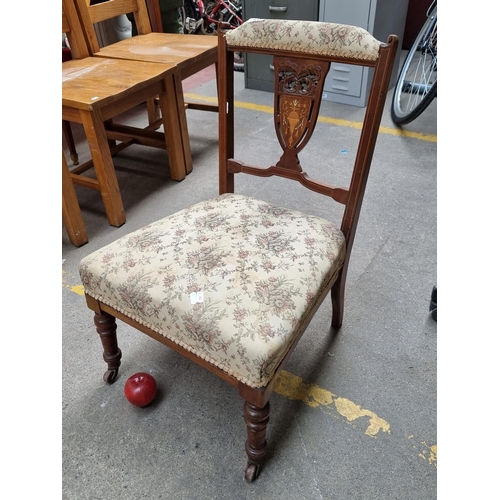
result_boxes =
[181,0,244,70]
[391,0,437,125]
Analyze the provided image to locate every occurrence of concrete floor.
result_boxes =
[62,65,437,499]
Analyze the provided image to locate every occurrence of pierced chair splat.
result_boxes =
[78,19,398,481]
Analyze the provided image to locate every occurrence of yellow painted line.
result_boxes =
[63,270,436,467]
[62,270,85,296]
[275,370,390,438]
[275,370,436,468]
[408,435,437,467]
[184,93,437,143]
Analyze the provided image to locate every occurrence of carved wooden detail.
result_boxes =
[274,57,330,171]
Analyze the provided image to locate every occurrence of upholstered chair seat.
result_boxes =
[80,193,346,389]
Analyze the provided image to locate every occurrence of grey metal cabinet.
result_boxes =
[243,0,320,92]
[319,0,408,106]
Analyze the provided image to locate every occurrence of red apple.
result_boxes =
[124,372,156,407]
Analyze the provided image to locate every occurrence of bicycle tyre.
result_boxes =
[181,1,199,34]
[391,4,437,125]
[220,3,244,70]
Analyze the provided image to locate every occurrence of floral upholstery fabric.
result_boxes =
[79,194,346,388]
[225,18,381,61]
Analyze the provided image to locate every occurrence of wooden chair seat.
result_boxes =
[94,32,218,81]
[63,56,187,226]
[63,0,190,229]
[75,0,219,165]
[78,18,398,481]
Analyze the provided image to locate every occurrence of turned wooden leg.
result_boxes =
[243,401,270,482]
[94,311,122,384]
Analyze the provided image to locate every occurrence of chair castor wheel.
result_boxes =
[245,463,260,482]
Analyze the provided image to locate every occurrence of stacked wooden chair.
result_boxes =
[74,0,220,175]
[78,18,398,481]
[62,0,190,230]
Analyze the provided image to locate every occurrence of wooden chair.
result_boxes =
[74,0,219,175]
[61,1,166,168]
[63,150,88,247]
[78,19,398,481]
[62,0,190,228]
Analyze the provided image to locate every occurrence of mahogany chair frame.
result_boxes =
[219,32,399,335]
[83,22,398,481]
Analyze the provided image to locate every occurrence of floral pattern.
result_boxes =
[225,18,381,61]
[79,194,346,388]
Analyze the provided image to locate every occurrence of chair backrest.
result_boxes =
[145,0,163,32]
[218,19,398,289]
[75,0,153,55]
[62,0,91,59]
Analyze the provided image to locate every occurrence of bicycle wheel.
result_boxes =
[233,51,244,71]
[220,2,242,29]
[391,3,437,125]
[181,1,200,34]
[221,3,244,70]
[208,1,244,70]
[201,1,219,34]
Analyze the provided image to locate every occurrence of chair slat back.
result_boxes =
[218,19,398,272]
[75,0,152,54]
[62,0,91,59]
[145,0,163,32]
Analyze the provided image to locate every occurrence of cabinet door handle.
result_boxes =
[269,6,288,12]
